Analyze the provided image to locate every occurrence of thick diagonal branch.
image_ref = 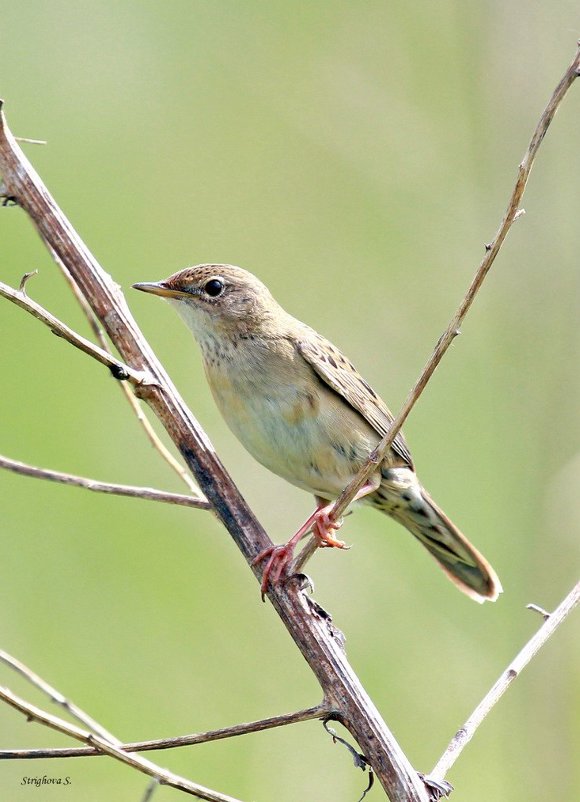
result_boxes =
[0,104,429,801]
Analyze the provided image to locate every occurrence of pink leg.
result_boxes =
[253,481,378,598]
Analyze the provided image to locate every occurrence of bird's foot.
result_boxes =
[253,504,346,599]
[253,542,298,600]
[313,506,347,549]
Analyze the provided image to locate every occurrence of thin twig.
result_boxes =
[329,43,580,524]
[56,255,204,496]
[0,685,244,802]
[0,649,120,745]
[526,603,551,620]
[14,136,46,145]
[0,278,152,387]
[0,455,210,509]
[0,705,327,759]
[430,581,580,781]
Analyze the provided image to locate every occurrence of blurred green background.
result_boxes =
[1,3,579,801]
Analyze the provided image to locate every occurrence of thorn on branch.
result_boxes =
[19,270,39,295]
[526,603,552,620]
[484,243,492,252]
[14,136,47,146]
[2,194,19,207]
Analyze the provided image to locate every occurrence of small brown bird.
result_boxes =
[134,265,501,603]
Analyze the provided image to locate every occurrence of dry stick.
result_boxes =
[430,581,580,781]
[0,649,120,745]
[0,110,429,802]
[0,455,210,509]
[14,136,46,145]
[0,685,243,802]
[3,274,207,503]
[0,278,150,387]
[57,255,204,497]
[1,705,327,760]
[328,44,580,526]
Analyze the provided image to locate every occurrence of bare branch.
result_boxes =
[1,704,327,759]
[329,43,580,523]
[0,649,120,745]
[0,454,210,509]
[0,278,152,388]
[430,581,580,782]
[56,254,203,496]
[0,684,245,802]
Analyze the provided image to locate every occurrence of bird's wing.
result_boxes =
[296,330,414,468]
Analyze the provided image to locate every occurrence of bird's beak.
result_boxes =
[132,281,188,299]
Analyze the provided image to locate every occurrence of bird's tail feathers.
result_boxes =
[375,469,502,603]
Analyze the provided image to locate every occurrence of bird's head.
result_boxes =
[133,264,284,340]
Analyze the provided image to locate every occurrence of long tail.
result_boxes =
[373,468,502,603]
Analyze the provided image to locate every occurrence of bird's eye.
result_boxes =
[204,278,225,298]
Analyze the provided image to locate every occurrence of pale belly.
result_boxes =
[207,364,381,499]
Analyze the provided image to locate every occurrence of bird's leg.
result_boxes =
[312,480,378,546]
[253,480,379,598]
[253,507,326,599]
[312,496,345,548]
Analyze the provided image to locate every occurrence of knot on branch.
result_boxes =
[109,363,130,381]
[418,774,454,801]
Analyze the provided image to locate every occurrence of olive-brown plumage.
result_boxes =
[134,264,501,602]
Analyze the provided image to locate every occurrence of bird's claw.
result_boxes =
[253,506,349,599]
[314,511,348,549]
[253,544,296,600]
